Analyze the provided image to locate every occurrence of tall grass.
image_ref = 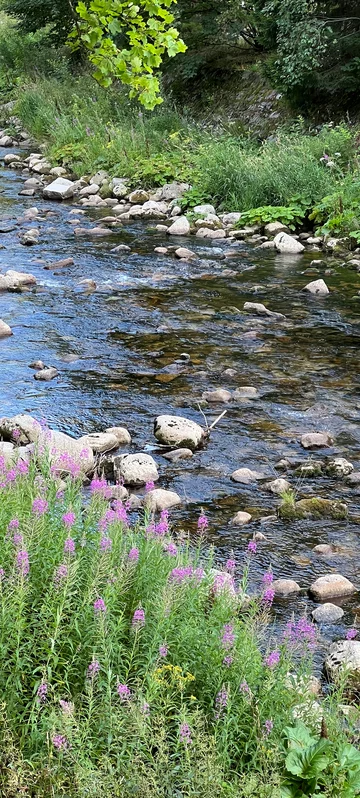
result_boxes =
[0,444,355,797]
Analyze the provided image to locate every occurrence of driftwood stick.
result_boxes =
[209,410,227,430]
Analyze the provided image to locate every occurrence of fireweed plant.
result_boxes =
[0,447,357,797]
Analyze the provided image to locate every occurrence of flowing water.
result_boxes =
[1,151,360,654]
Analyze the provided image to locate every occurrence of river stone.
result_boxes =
[154,415,204,450]
[0,269,36,290]
[105,426,131,445]
[326,458,353,477]
[196,227,226,238]
[243,301,285,320]
[309,574,356,600]
[144,488,182,512]
[3,153,20,164]
[301,432,333,449]
[128,189,149,204]
[231,467,264,484]
[40,429,94,475]
[34,367,59,381]
[311,603,344,623]
[274,232,305,254]
[304,279,329,296]
[202,389,232,403]
[78,184,99,197]
[230,511,252,526]
[50,166,68,177]
[78,432,119,453]
[114,453,159,486]
[273,578,301,597]
[162,448,193,462]
[266,477,291,494]
[233,386,258,399]
[167,216,190,236]
[0,441,16,465]
[0,319,12,337]
[313,544,338,556]
[264,221,288,235]
[325,641,360,685]
[29,360,45,370]
[43,178,75,200]
[155,182,190,201]
[19,230,39,246]
[0,414,42,443]
[175,247,196,259]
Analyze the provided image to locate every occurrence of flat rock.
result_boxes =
[304,279,329,296]
[311,603,344,623]
[274,232,304,254]
[0,319,12,337]
[162,448,193,462]
[34,367,59,381]
[202,389,232,403]
[301,432,333,449]
[309,574,356,600]
[167,216,190,236]
[78,432,119,453]
[196,228,226,238]
[44,257,74,271]
[105,426,131,445]
[347,471,360,486]
[243,301,285,320]
[313,544,338,556]
[43,178,75,200]
[154,415,204,450]
[230,511,252,526]
[0,269,36,290]
[272,578,301,597]
[175,247,196,259]
[266,477,291,494]
[144,488,182,512]
[233,386,258,399]
[231,467,264,484]
[114,452,159,486]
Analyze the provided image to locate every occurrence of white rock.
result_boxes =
[0,269,36,290]
[115,453,159,486]
[40,429,94,475]
[272,578,301,597]
[230,511,252,526]
[4,153,20,164]
[243,301,285,319]
[309,574,356,600]
[326,458,353,477]
[304,279,329,296]
[221,212,242,225]
[231,467,264,484]
[43,178,75,200]
[105,426,131,445]
[0,135,13,146]
[78,184,99,197]
[34,367,59,381]
[325,641,360,684]
[194,204,216,216]
[162,448,193,462]
[196,228,226,238]
[144,488,182,512]
[0,414,42,443]
[128,189,149,204]
[311,603,344,623]
[78,432,119,452]
[0,441,15,465]
[154,414,204,450]
[264,221,288,235]
[175,247,196,259]
[0,319,12,337]
[202,389,232,403]
[233,386,258,399]
[274,232,305,254]
[266,478,291,494]
[167,216,190,236]
[301,432,333,449]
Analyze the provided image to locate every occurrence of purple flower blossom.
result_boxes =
[132,608,145,628]
[264,650,280,668]
[346,628,358,640]
[262,572,273,585]
[159,644,168,658]
[197,513,208,531]
[215,687,228,718]
[194,567,205,583]
[284,618,316,650]
[179,722,192,745]
[262,587,275,606]
[64,537,75,555]
[90,477,108,495]
[223,655,233,667]
[221,623,235,651]
[62,511,76,529]
[99,509,116,532]
[100,536,112,552]
[13,532,23,547]
[239,680,250,694]
[117,683,131,701]
[141,701,150,715]
[87,660,100,678]
[94,598,106,614]
[145,481,155,492]
[8,518,19,531]
[32,497,48,516]
[212,571,236,597]
[37,681,48,703]
[59,699,74,715]
[170,566,193,584]
[263,719,273,737]
[165,541,177,556]
[17,460,29,475]
[12,428,21,440]
[52,734,69,751]
[6,469,17,483]
[128,547,139,562]
[247,540,257,555]
[16,550,29,577]
[55,564,68,584]
[114,500,128,524]
[226,558,236,573]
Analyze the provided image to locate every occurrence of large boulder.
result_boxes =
[0,270,36,290]
[264,221,288,235]
[194,204,216,216]
[0,319,12,337]
[274,232,305,254]
[0,414,42,443]
[105,426,131,445]
[43,178,75,200]
[154,415,204,450]
[325,641,360,685]
[309,574,356,600]
[144,488,182,512]
[40,429,94,475]
[113,453,159,486]
[167,216,190,236]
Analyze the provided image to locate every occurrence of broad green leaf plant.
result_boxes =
[69,0,187,109]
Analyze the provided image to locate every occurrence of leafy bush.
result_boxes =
[237,202,308,231]
[0,444,356,797]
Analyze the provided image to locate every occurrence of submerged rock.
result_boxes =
[279,497,347,521]
[243,301,285,320]
[309,574,356,600]
[311,603,344,623]
[202,389,232,403]
[154,415,204,450]
[233,386,258,399]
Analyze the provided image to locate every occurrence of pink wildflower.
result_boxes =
[62,511,76,529]
[64,537,75,555]
[117,683,131,701]
[128,547,139,562]
[197,513,208,531]
[264,650,280,668]
[32,497,48,516]
[132,608,145,628]
[94,598,106,614]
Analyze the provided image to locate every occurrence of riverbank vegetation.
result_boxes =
[0,447,359,797]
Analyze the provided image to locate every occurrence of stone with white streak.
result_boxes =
[304,279,329,296]
[274,232,305,254]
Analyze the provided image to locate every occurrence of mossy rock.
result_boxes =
[279,497,348,521]
[294,461,324,478]
[99,181,113,199]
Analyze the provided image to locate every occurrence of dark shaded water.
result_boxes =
[1,152,360,649]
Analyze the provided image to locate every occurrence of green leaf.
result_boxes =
[285,739,331,780]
